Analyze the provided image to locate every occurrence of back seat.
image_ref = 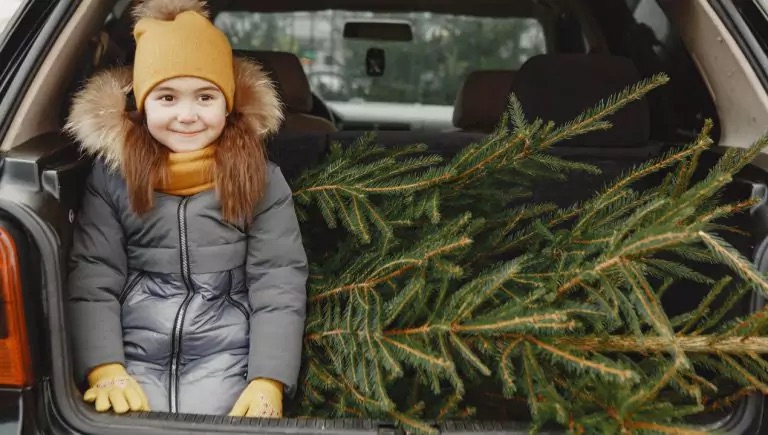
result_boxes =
[306,70,519,160]
[266,132,329,182]
[513,54,651,148]
[265,68,506,178]
[327,130,484,158]
[510,53,666,206]
[235,50,337,134]
[452,69,517,134]
[271,54,664,197]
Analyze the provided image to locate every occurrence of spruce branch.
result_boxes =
[540,73,670,148]
[556,336,768,354]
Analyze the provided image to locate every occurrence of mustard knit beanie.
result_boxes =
[132,0,234,112]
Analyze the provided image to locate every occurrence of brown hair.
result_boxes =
[121,111,268,225]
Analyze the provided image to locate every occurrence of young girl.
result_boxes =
[64,0,307,418]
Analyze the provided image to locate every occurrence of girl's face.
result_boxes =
[144,77,227,153]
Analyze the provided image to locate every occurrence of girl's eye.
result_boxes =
[199,94,214,102]
[160,95,174,102]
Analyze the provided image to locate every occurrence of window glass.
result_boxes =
[216,10,546,106]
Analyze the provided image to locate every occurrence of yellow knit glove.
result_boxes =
[229,378,283,418]
[83,363,150,414]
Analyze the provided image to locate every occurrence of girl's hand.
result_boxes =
[84,363,150,413]
[229,378,283,418]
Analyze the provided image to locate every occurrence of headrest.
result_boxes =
[510,54,650,147]
[235,50,313,113]
[453,70,516,132]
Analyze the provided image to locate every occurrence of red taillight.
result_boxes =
[0,227,31,387]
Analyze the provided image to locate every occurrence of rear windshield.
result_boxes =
[215,10,546,107]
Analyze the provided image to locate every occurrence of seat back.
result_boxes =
[511,53,650,148]
[235,50,336,133]
[452,70,517,134]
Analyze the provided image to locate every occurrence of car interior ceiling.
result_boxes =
[7,0,768,428]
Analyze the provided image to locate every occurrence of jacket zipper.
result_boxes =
[225,270,249,320]
[169,197,195,413]
[118,273,143,305]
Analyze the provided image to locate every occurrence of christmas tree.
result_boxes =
[285,73,768,433]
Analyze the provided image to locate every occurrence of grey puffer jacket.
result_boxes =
[65,58,307,415]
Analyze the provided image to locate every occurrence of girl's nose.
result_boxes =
[176,106,199,123]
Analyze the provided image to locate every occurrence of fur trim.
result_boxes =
[64,57,284,171]
[64,68,133,170]
[234,58,284,137]
[132,0,209,21]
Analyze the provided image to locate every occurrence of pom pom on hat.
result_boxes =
[131,0,235,112]
[132,0,209,21]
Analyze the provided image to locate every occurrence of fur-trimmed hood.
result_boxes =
[64,57,284,170]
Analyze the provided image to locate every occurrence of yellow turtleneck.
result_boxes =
[155,145,215,196]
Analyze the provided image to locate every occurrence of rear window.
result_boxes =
[215,10,546,106]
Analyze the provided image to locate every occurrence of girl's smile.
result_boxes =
[172,130,204,137]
